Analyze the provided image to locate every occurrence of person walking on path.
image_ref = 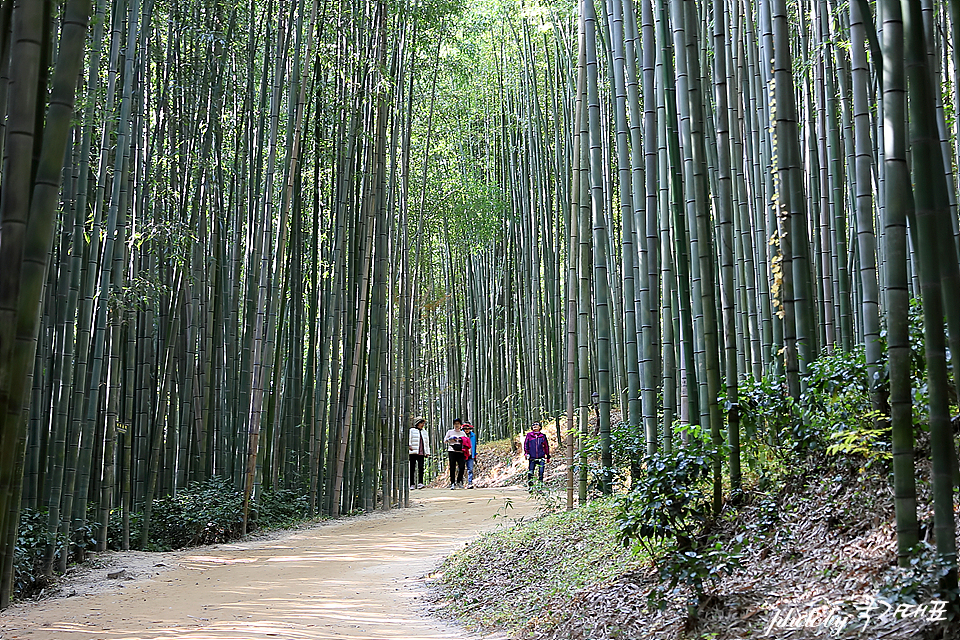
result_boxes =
[444,419,468,489]
[408,417,430,489]
[463,423,478,488]
[524,421,550,489]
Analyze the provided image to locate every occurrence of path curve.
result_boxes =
[1,487,536,640]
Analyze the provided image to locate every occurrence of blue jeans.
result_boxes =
[527,458,545,486]
[466,457,475,484]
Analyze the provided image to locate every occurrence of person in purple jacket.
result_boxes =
[523,421,550,489]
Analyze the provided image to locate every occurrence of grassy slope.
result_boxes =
[431,432,959,640]
[433,496,648,632]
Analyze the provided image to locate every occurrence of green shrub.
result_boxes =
[615,448,741,612]
[579,419,650,492]
[798,348,894,467]
[739,375,798,451]
[801,349,872,428]
[825,423,890,466]
[106,480,317,550]
[148,477,244,549]
[106,508,142,550]
[879,542,960,608]
[71,505,100,557]
[740,348,891,463]
[13,508,57,599]
[252,487,310,528]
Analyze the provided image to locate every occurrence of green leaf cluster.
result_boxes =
[12,509,58,599]
[879,542,960,610]
[250,487,311,528]
[11,507,99,601]
[615,450,710,552]
[738,375,798,448]
[102,478,315,553]
[615,450,740,611]
[146,477,245,550]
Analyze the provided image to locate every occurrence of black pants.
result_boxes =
[528,458,545,486]
[409,454,425,485]
[448,451,465,485]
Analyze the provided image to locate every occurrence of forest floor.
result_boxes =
[0,486,537,640]
[8,430,958,640]
[429,428,960,640]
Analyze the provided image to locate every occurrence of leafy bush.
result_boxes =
[107,480,317,550]
[879,541,960,608]
[71,505,100,557]
[739,375,798,451]
[801,349,870,424]
[251,487,310,528]
[14,507,116,600]
[740,348,892,464]
[615,449,740,611]
[800,348,892,467]
[148,477,244,549]
[13,508,57,599]
[579,419,648,492]
[825,423,890,466]
[615,448,707,555]
[106,508,142,550]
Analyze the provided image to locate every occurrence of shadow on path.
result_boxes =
[1,487,535,640]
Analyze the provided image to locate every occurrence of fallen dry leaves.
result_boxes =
[519,455,958,640]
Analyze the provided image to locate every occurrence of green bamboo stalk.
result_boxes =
[602,0,640,462]
[850,0,885,422]
[584,0,613,494]
[880,0,919,568]
[657,0,698,432]
[903,0,958,586]
[713,0,740,493]
[0,0,91,604]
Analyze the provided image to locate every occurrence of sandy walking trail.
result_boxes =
[1,487,536,640]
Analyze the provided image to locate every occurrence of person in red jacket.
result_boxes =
[463,423,477,488]
[460,428,473,488]
[444,419,468,489]
[523,421,550,489]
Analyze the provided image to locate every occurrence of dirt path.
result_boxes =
[1,487,536,640]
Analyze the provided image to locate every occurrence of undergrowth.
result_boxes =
[434,336,960,639]
[14,477,316,601]
[434,497,651,632]
[103,478,314,551]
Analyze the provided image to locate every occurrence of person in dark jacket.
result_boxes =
[523,421,550,488]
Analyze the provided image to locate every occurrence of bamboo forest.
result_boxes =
[2,0,960,636]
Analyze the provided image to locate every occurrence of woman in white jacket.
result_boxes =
[408,417,429,489]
